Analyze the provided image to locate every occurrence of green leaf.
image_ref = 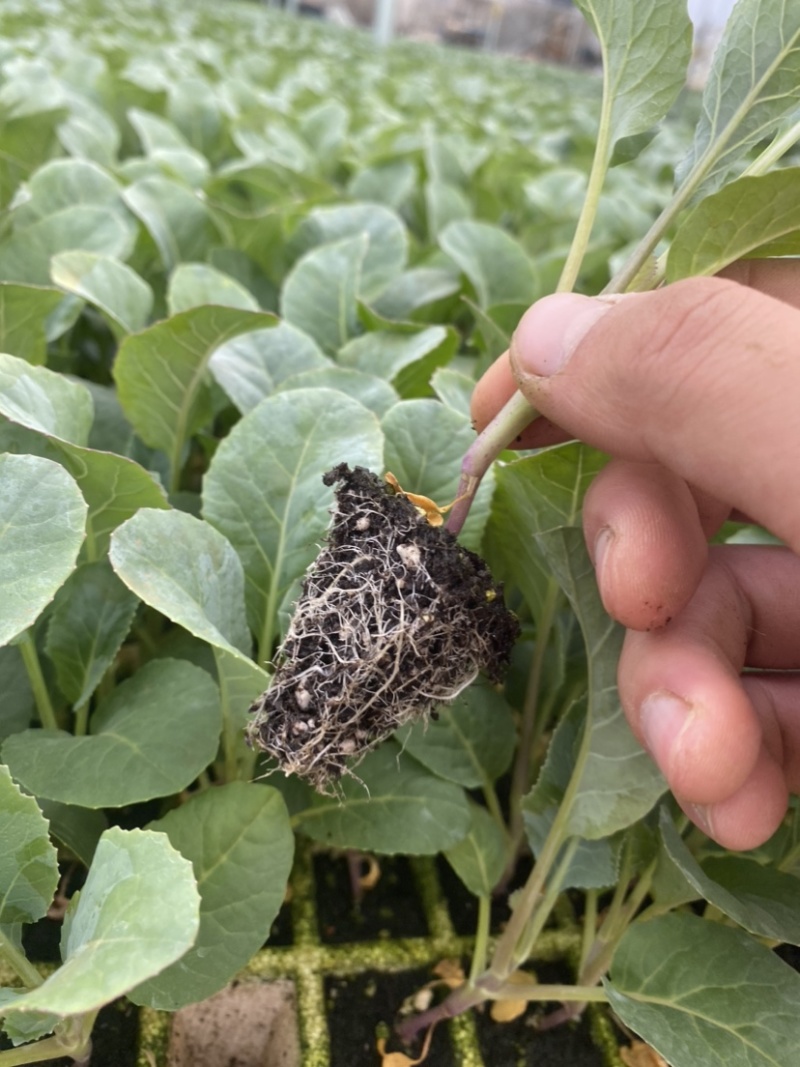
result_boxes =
[10,159,126,228]
[425,180,472,239]
[167,75,225,162]
[298,99,349,169]
[606,913,800,1067]
[0,766,59,925]
[113,306,275,487]
[167,263,260,315]
[0,208,137,286]
[439,220,537,309]
[660,808,800,945]
[444,802,507,898]
[131,783,294,1009]
[50,251,153,335]
[677,0,800,199]
[280,235,367,355]
[0,454,86,647]
[536,527,666,839]
[371,267,460,321]
[3,659,222,808]
[58,448,170,561]
[275,367,399,418]
[523,701,623,889]
[36,800,107,868]
[396,683,516,788]
[381,398,491,554]
[3,827,199,1017]
[291,203,408,301]
[430,368,475,419]
[128,106,192,155]
[45,561,139,710]
[292,745,471,855]
[122,175,214,271]
[348,160,417,210]
[213,646,271,738]
[339,326,456,398]
[58,101,120,169]
[483,444,607,626]
[209,324,330,414]
[573,0,692,148]
[201,388,383,658]
[667,169,800,281]
[0,353,170,557]
[109,508,255,663]
[0,646,34,743]
[0,352,93,445]
[0,283,65,365]
[0,111,64,213]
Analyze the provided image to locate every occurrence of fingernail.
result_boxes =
[510,293,621,378]
[592,527,614,593]
[639,691,693,774]
[684,802,715,839]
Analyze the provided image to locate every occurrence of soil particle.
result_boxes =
[248,465,519,790]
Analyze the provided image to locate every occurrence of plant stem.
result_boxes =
[468,894,492,985]
[73,701,90,737]
[579,855,658,988]
[445,391,535,538]
[490,982,607,1004]
[0,1037,75,1067]
[18,632,58,732]
[580,890,598,973]
[507,579,560,854]
[741,117,800,178]
[481,778,509,842]
[513,837,579,969]
[0,928,43,990]
[556,75,613,294]
[488,804,571,979]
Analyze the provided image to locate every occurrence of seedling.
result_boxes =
[1,1,800,1065]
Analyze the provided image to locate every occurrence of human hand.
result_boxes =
[471,261,800,849]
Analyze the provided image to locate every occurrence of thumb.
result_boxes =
[509,280,800,551]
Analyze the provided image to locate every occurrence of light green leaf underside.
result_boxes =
[0,454,87,647]
[0,766,59,925]
[676,0,800,199]
[109,508,254,662]
[3,827,199,1017]
[667,168,800,280]
[131,783,294,1009]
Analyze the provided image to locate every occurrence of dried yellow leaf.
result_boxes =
[432,958,465,988]
[620,1040,668,1067]
[357,854,381,891]
[376,1024,435,1066]
[490,998,527,1023]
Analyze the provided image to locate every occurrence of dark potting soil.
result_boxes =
[326,962,605,1067]
[266,897,294,947]
[326,966,456,1067]
[314,853,428,943]
[474,959,605,1067]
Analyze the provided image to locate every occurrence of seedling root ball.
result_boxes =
[247,464,519,790]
